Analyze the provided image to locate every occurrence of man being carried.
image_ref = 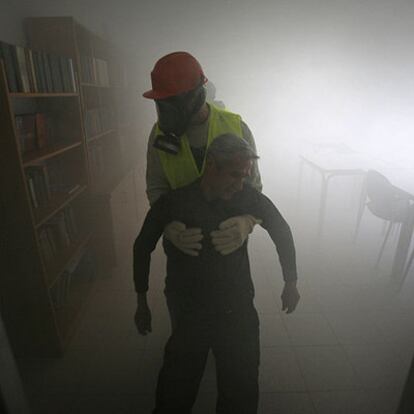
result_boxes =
[133,134,300,414]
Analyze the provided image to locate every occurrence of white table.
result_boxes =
[298,142,414,282]
[297,143,386,237]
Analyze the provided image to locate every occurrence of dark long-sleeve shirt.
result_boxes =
[133,181,297,313]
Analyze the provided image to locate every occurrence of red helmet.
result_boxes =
[143,52,208,100]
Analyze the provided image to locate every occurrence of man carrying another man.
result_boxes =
[144,51,262,258]
[133,134,300,414]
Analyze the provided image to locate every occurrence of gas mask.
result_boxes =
[154,84,206,155]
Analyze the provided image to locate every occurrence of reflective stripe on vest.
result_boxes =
[155,104,243,189]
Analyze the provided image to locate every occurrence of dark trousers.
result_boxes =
[154,295,260,414]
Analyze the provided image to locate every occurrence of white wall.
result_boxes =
[0,0,25,43]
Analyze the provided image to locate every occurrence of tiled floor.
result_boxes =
[16,166,414,413]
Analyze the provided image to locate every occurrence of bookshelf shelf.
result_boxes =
[10,92,79,98]
[81,82,110,89]
[23,141,82,166]
[86,129,115,143]
[45,231,93,288]
[34,184,87,228]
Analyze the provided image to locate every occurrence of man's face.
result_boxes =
[209,155,253,200]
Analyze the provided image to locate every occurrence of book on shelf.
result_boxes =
[15,45,31,92]
[35,113,49,149]
[32,50,46,93]
[41,51,53,93]
[49,270,69,309]
[15,114,37,153]
[84,107,115,138]
[0,40,77,93]
[15,112,54,153]
[48,53,64,93]
[25,48,38,93]
[25,163,51,208]
[38,227,55,264]
[59,56,71,93]
[26,175,39,209]
[80,55,109,86]
[80,55,93,84]
[0,41,19,92]
[68,59,77,92]
[49,248,95,309]
[38,206,80,265]
[25,158,82,210]
[95,58,109,86]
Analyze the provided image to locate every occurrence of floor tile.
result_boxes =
[283,313,339,346]
[260,313,291,347]
[344,344,410,389]
[373,311,414,346]
[324,311,387,345]
[259,392,316,414]
[294,346,361,391]
[310,390,378,414]
[370,388,403,414]
[259,347,306,392]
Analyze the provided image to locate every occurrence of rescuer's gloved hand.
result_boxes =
[211,215,262,255]
[135,305,152,335]
[164,221,203,256]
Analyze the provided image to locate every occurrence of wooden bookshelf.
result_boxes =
[25,16,141,272]
[86,129,115,143]
[34,185,87,228]
[0,45,94,356]
[22,141,82,165]
[81,82,110,89]
[10,92,78,98]
[45,231,93,287]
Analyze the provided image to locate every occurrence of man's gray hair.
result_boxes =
[207,134,259,167]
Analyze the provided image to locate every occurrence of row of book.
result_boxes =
[0,41,76,93]
[80,55,110,86]
[15,113,53,153]
[84,107,115,138]
[38,206,79,266]
[49,250,95,309]
[25,160,82,209]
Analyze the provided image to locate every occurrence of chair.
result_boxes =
[354,170,414,271]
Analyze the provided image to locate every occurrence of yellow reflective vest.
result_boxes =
[155,104,243,189]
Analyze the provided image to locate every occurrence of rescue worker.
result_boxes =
[205,80,226,109]
[143,51,263,259]
[134,134,300,414]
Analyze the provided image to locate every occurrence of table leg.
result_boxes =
[354,176,367,242]
[296,158,305,206]
[317,173,330,238]
[391,208,414,282]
